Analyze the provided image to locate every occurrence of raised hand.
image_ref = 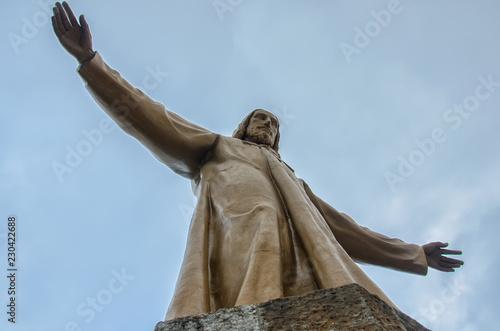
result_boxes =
[51,1,94,64]
[422,242,464,272]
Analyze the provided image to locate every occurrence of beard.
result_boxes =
[245,130,274,146]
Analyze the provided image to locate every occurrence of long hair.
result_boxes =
[232,109,280,153]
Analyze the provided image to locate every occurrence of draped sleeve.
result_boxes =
[77,52,218,179]
[302,180,428,275]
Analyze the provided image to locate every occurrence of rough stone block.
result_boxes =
[154,284,429,330]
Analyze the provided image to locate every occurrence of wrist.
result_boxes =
[77,49,96,65]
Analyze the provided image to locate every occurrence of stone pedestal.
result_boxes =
[154,284,429,330]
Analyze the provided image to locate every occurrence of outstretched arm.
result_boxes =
[52,2,94,64]
[302,180,465,275]
[51,2,218,179]
[422,242,464,272]
[302,181,428,275]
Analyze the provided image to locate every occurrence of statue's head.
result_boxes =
[232,109,280,153]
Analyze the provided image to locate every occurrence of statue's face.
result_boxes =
[244,110,279,146]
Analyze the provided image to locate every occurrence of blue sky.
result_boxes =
[1,0,499,330]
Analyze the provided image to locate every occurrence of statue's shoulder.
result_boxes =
[217,135,247,148]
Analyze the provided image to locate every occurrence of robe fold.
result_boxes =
[77,52,428,321]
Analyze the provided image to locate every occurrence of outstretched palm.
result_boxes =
[422,242,464,272]
[52,1,94,63]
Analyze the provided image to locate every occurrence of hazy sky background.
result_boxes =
[1,0,499,330]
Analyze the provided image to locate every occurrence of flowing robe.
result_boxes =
[77,52,428,321]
